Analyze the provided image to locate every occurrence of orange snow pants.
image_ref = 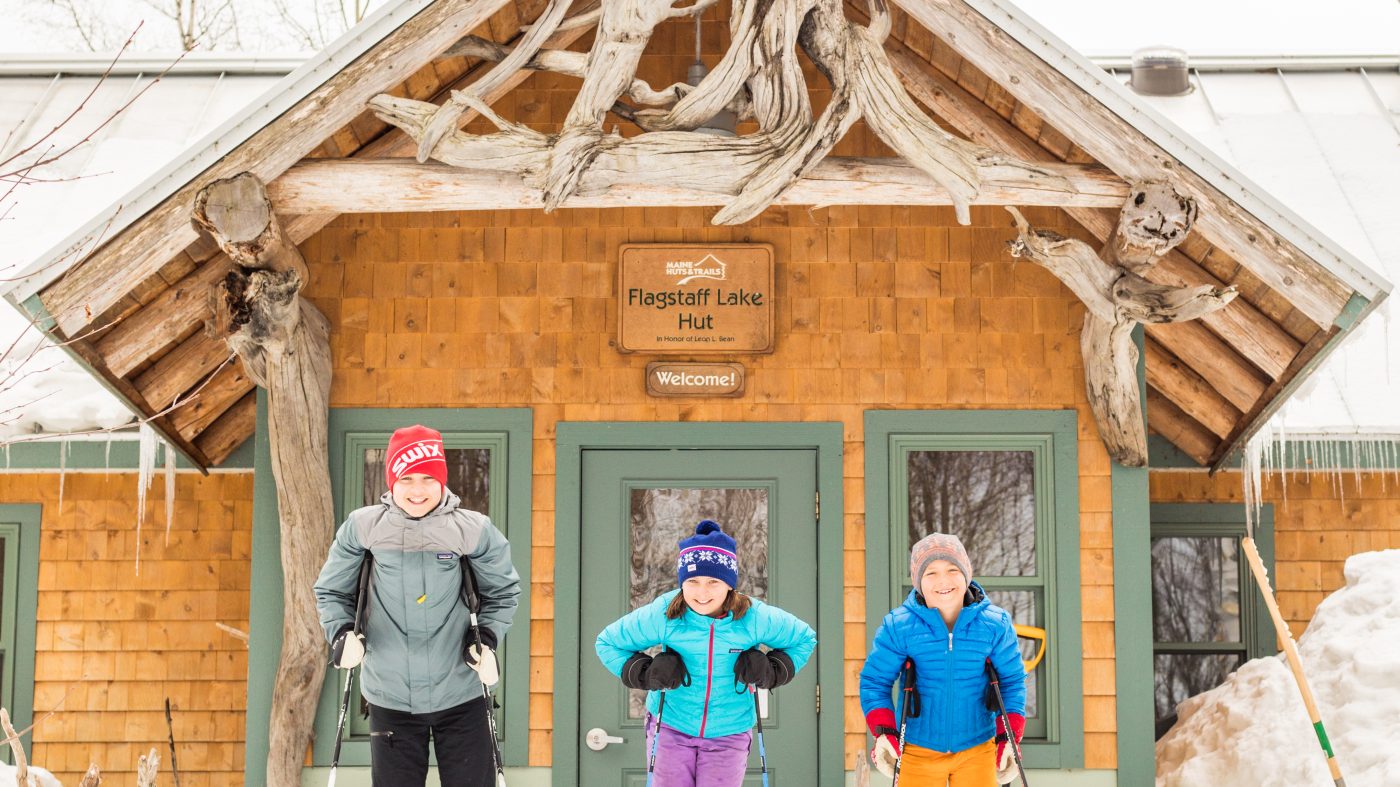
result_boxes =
[896,739,998,786]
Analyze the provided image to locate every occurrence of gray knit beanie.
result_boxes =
[910,532,973,588]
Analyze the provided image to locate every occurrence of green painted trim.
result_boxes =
[0,504,40,764]
[0,438,254,471]
[14,294,207,471]
[863,409,1083,769]
[310,408,533,768]
[553,422,845,787]
[1149,503,1277,660]
[299,766,552,786]
[1114,326,1154,786]
[245,391,281,787]
[1213,292,1382,473]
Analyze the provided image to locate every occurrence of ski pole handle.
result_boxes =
[1241,537,1346,786]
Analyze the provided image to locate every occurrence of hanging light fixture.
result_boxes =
[686,13,737,136]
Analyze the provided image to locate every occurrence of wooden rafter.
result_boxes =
[892,0,1354,328]
[860,16,1302,382]
[39,0,519,339]
[268,156,1129,211]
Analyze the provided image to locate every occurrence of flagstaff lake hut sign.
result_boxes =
[618,244,774,354]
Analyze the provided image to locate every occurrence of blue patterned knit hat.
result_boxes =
[676,520,739,589]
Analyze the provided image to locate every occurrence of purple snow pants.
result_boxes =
[644,713,752,787]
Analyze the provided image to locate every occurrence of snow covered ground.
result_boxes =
[1156,549,1400,786]
[0,762,63,787]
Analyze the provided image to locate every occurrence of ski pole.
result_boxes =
[1242,537,1346,786]
[327,663,355,787]
[892,659,918,787]
[646,690,666,787]
[751,686,770,787]
[985,658,1029,787]
[469,610,507,787]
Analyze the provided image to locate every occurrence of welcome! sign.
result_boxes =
[618,243,774,354]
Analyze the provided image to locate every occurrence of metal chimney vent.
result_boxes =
[1130,46,1192,96]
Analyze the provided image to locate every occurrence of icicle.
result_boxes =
[57,439,69,516]
[135,422,158,576]
[1242,429,1266,537]
[164,443,176,546]
[105,434,113,478]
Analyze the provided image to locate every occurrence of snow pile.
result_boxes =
[1157,549,1400,786]
[0,762,63,787]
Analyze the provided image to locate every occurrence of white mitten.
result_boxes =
[870,735,899,779]
[334,631,365,669]
[468,643,500,687]
[996,739,1017,785]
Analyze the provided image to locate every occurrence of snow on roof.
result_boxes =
[0,57,292,438]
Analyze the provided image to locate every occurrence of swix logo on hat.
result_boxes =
[385,425,449,489]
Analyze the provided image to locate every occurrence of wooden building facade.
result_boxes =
[0,0,1393,785]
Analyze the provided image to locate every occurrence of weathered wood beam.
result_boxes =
[1147,389,1218,466]
[892,0,1353,327]
[1007,203,1236,467]
[1146,321,1267,413]
[866,20,1302,380]
[192,173,333,787]
[40,0,517,338]
[132,328,234,411]
[268,156,1129,212]
[92,15,602,389]
[1144,341,1241,439]
[195,391,256,465]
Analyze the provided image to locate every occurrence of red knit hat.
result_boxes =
[385,425,448,489]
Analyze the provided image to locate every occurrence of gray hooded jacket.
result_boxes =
[314,489,520,714]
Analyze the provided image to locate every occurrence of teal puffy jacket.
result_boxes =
[859,583,1026,754]
[314,489,520,714]
[595,590,817,738]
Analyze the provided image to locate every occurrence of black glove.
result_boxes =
[734,647,796,690]
[621,651,690,690]
[463,625,499,666]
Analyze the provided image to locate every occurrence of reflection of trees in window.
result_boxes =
[907,451,1035,576]
[625,488,768,717]
[363,448,492,513]
[1153,653,1241,739]
[1151,537,1239,643]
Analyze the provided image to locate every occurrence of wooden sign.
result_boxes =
[645,362,746,397]
[618,243,774,354]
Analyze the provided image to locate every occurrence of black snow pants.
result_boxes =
[368,697,496,786]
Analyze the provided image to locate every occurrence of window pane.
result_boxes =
[626,488,769,717]
[363,447,492,514]
[985,590,1040,720]
[1154,652,1243,738]
[1151,537,1241,643]
[907,451,1036,576]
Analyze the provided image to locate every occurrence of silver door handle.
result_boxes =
[585,727,625,751]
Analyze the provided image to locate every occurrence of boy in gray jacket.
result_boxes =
[315,424,520,787]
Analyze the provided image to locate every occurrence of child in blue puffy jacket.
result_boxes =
[861,533,1027,786]
[595,520,817,787]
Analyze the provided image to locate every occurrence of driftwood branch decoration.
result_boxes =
[1006,183,1237,467]
[375,0,1066,225]
[191,173,335,787]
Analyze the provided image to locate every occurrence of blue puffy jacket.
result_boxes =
[859,582,1026,754]
[595,590,817,738]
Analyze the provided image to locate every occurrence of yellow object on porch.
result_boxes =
[1016,625,1047,673]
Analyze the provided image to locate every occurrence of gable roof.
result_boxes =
[1,0,1390,469]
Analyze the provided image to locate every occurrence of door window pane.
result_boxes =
[907,451,1036,576]
[1154,652,1243,738]
[626,487,769,717]
[986,590,1040,719]
[363,447,492,513]
[1151,537,1241,643]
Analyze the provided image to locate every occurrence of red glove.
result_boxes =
[866,708,900,777]
[995,712,1026,777]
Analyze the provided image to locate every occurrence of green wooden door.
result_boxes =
[578,448,820,786]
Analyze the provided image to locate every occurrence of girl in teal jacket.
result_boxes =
[595,520,817,787]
